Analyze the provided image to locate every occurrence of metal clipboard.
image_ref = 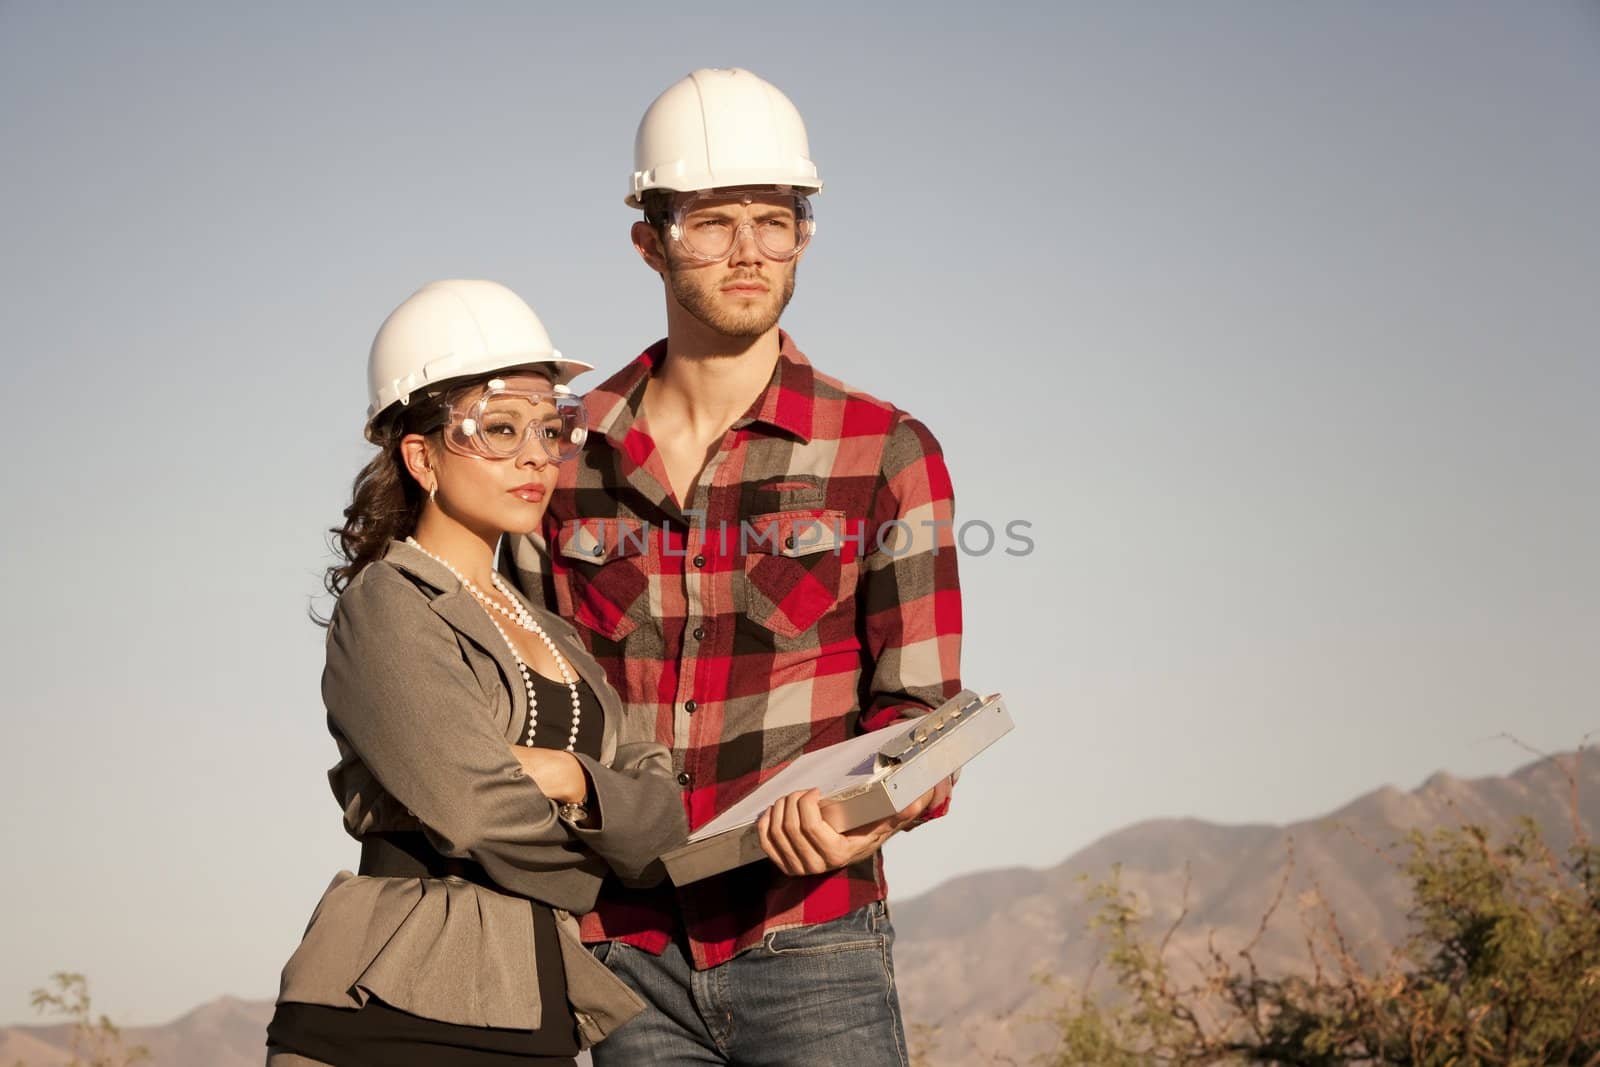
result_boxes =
[661,691,1014,885]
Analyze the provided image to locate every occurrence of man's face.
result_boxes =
[655,188,804,339]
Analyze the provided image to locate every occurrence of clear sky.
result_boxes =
[2,0,1597,1027]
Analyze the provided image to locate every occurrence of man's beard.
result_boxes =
[669,266,797,339]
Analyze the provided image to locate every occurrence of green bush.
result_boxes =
[1040,814,1600,1065]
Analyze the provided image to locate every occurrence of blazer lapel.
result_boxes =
[383,538,621,760]
[426,589,527,742]
[381,540,526,742]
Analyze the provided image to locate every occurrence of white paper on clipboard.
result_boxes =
[662,691,1013,885]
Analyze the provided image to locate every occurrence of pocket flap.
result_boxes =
[557,518,650,564]
[744,510,851,559]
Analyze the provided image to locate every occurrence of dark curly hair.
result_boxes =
[317,401,448,621]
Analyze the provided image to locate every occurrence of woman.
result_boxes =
[265,279,687,1066]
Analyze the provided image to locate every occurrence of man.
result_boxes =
[503,67,962,1064]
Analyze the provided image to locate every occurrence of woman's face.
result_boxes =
[407,372,565,538]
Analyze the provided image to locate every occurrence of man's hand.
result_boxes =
[755,776,954,877]
[509,745,588,806]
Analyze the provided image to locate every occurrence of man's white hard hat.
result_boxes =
[627,68,823,208]
[365,279,593,431]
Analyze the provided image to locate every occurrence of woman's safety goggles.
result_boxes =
[440,376,587,462]
[666,189,815,263]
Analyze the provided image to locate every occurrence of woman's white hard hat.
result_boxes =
[365,279,593,431]
[627,68,822,208]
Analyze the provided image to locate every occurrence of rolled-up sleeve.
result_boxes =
[323,569,606,912]
[858,415,965,824]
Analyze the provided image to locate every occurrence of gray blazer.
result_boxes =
[275,539,687,1046]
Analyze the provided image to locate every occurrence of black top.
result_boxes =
[268,671,605,1067]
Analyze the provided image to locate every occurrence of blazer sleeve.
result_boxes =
[323,568,606,912]
[568,742,688,888]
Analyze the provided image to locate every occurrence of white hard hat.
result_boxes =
[627,68,822,208]
[366,279,593,429]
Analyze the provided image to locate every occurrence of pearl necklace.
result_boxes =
[405,537,582,751]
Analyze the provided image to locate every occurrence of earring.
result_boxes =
[429,483,437,504]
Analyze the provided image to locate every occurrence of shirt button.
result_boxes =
[591,545,603,558]
[692,554,706,568]
[684,699,698,714]
[677,772,692,786]
[785,535,795,550]
[692,626,706,641]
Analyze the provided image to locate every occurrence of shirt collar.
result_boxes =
[593,331,816,448]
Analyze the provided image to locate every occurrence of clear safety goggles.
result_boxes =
[666,188,815,263]
[440,376,588,462]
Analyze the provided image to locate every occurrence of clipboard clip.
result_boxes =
[876,691,988,766]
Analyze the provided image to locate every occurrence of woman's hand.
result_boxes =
[509,746,589,805]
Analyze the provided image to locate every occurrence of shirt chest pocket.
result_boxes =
[740,509,860,641]
[556,518,651,643]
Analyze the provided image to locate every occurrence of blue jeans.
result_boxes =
[588,900,908,1066]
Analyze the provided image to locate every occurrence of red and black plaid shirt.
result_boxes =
[502,332,963,969]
